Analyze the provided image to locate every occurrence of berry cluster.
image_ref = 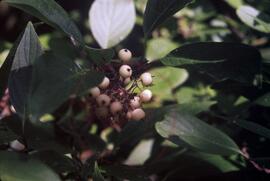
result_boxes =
[87,49,153,128]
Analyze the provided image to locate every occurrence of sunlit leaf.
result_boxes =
[237,5,270,33]
[89,0,136,48]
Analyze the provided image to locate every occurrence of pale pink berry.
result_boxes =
[96,94,111,106]
[110,101,123,114]
[140,72,153,86]
[130,96,141,109]
[118,49,132,63]
[98,76,110,89]
[131,108,146,121]
[89,87,100,98]
[140,89,153,102]
[119,65,132,78]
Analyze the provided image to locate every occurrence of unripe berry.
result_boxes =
[96,94,111,106]
[96,107,109,119]
[98,76,110,89]
[140,72,153,86]
[124,77,131,85]
[110,101,123,114]
[130,96,141,109]
[118,49,132,63]
[140,89,153,103]
[89,87,100,98]
[119,65,132,78]
[10,140,25,151]
[131,108,146,121]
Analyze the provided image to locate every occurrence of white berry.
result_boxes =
[98,77,110,89]
[119,65,132,78]
[140,89,153,102]
[110,101,123,114]
[130,96,141,109]
[10,140,25,151]
[96,107,109,119]
[126,111,132,120]
[118,49,132,63]
[124,77,131,85]
[89,87,100,98]
[96,94,111,106]
[131,108,146,121]
[140,72,153,86]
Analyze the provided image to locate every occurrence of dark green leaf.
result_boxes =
[8,22,43,116]
[143,0,193,37]
[85,46,115,65]
[0,28,24,97]
[93,162,105,181]
[155,111,241,155]
[0,122,17,145]
[255,92,270,107]
[0,151,61,181]
[28,52,104,121]
[160,42,262,84]
[233,119,270,140]
[4,0,83,45]
[30,150,76,174]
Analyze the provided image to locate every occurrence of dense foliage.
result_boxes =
[0,0,270,180]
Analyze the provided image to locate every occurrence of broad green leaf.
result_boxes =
[233,119,270,140]
[28,52,104,121]
[85,46,115,65]
[143,0,193,37]
[149,67,188,106]
[237,5,270,33]
[146,38,179,61]
[0,30,24,97]
[8,22,43,116]
[0,123,17,144]
[4,0,83,44]
[255,92,270,107]
[89,0,136,48]
[30,151,76,174]
[226,0,243,8]
[155,111,241,155]
[0,151,61,181]
[93,162,105,181]
[160,42,262,84]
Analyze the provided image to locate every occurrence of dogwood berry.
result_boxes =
[98,76,110,89]
[124,77,131,85]
[119,65,132,78]
[110,101,123,114]
[140,89,153,103]
[130,96,141,109]
[140,72,153,86]
[89,87,100,98]
[118,48,132,63]
[96,94,111,106]
[131,108,146,121]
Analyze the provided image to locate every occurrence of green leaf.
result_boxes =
[149,67,188,106]
[8,22,43,116]
[0,29,24,97]
[85,46,115,65]
[233,119,270,140]
[143,0,193,37]
[255,92,270,107]
[0,122,17,145]
[155,111,241,155]
[4,0,83,45]
[0,151,61,181]
[160,42,262,84]
[30,151,76,174]
[237,5,270,33]
[93,162,105,181]
[28,52,104,121]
